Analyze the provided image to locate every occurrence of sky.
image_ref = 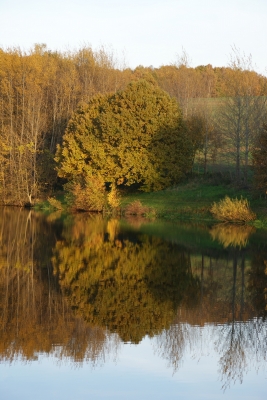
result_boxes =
[0,0,267,74]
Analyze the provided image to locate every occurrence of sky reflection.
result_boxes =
[0,332,266,400]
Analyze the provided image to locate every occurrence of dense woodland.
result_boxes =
[1,44,267,206]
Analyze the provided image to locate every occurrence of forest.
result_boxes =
[0,44,267,207]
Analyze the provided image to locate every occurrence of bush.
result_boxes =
[65,173,106,212]
[107,185,121,210]
[210,196,256,223]
[47,197,63,210]
[124,200,150,216]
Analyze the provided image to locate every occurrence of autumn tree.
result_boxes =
[1,44,267,205]
[0,46,51,204]
[56,79,193,199]
[0,44,133,205]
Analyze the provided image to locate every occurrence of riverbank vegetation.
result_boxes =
[0,44,267,222]
[120,179,267,225]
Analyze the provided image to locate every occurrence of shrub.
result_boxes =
[124,200,150,216]
[47,197,63,210]
[107,185,121,210]
[210,196,256,223]
[65,173,106,212]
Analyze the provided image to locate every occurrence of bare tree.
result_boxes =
[215,48,266,185]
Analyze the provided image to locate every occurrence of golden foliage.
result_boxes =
[56,80,192,192]
[107,185,121,209]
[66,173,106,212]
[1,45,267,205]
[47,197,63,210]
[210,196,256,223]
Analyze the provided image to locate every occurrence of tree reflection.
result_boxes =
[248,250,267,315]
[53,214,201,343]
[155,244,267,388]
[155,322,201,373]
[217,317,267,390]
[0,208,120,365]
[0,208,267,390]
[215,246,267,389]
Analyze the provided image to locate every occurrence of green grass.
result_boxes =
[34,192,67,213]
[34,177,267,225]
[120,180,267,222]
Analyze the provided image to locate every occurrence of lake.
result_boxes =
[0,207,266,399]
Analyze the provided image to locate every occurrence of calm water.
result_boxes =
[0,208,266,399]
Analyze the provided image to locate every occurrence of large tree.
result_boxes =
[56,79,193,192]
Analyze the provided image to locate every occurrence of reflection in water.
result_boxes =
[155,318,267,390]
[0,208,120,365]
[210,223,256,248]
[53,215,200,343]
[216,318,267,390]
[0,208,267,390]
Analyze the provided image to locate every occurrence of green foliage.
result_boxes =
[184,114,206,164]
[210,196,256,223]
[56,80,193,193]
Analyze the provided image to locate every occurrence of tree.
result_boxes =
[184,114,206,170]
[215,49,266,185]
[0,45,133,206]
[253,123,267,194]
[56,79,193,193]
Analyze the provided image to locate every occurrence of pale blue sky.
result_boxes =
[0,0,266,73]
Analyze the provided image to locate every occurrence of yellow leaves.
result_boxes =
[107,185,121,209]
[47,197,63,210]
[65,172,106,212]
[56,79,189,192]
[0,141,11,154]
[17,142,36,154]
[210,196,256,223]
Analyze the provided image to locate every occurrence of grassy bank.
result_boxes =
[120,181,267,224]
[35,179,267,226]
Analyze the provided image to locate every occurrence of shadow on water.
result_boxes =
[0,207,267,387]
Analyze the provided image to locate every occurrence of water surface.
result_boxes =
[0,208,266,399]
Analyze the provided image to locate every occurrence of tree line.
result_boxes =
[0,44,267,206]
